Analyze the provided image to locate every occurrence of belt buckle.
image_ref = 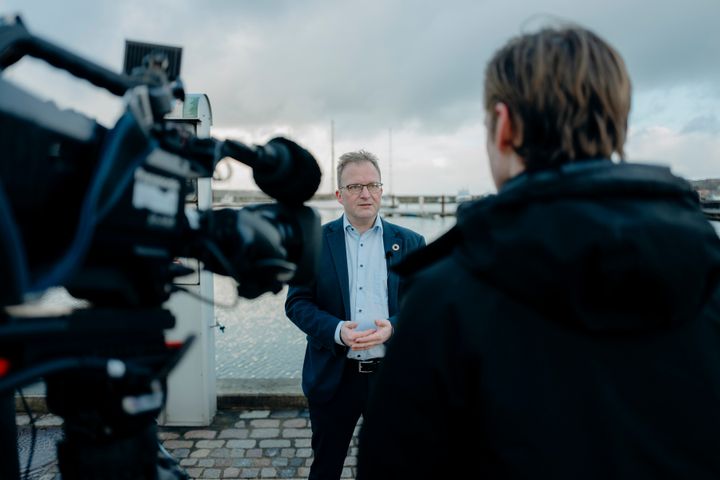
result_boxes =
[358,360,376,374]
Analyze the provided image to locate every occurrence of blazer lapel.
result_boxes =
[382,219,403,316]
[327,218,351,320]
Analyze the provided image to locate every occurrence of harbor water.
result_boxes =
[214,203,457,379]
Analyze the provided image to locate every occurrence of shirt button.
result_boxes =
[360,264,363,267]
[360,243,364,247]
[359,287,363,290]
[359,309,362,313]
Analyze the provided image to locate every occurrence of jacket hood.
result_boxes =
[437,161,720,332]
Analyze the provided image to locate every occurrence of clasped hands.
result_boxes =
[340,319,393,351]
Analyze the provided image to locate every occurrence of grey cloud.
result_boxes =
[5,0,720,141]
[682,115,720,134]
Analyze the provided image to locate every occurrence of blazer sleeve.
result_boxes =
[285,282,345,353]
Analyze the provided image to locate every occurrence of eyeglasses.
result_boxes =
[340,182,383,195]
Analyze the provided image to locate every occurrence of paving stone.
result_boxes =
[279,467,299,478]
[227,439,256,448]
[210,448,231,458]
[282,418,307,428]
[185,468,203,477]
[164,440,194,449]
[259,440,291,449]
[280,448,296,458]
[203,468,222,478]
[230,448,246,457]
[158,431,180,440]
[223,467,240,478]
[238,410,270,419]
[282,428,311,438]
[190,448,211,458]
[293,439,311,448]
[239,467,260,478]
[196,439,225,449]
[199,459,216,467]
[260,467,278,477]
[250,428,280,438]
[295,448,313,458]
[172,448,191,458]
[252,458,272,467]
[185,430,217,439]
[180,458,199,467]
[232,458,255,468]
[214,458,233,467]
[245,448,263,458]
[263,447,280,457]
[250,418,281,428]
[270,410,301,418]
[288,457,304,467]
[219,428,249,439]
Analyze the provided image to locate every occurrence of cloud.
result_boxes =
[681,115,720,135]
[627,125,720,180]
[4,0,720,194]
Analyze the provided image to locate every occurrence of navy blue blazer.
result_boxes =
[285,216,426,403]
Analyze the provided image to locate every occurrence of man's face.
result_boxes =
[336,161,382,226]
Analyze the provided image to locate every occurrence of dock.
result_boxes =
[212,190,481,218]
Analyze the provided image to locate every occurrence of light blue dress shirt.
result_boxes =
[333,214,388,360]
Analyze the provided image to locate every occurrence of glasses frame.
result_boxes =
[339,182,384,195]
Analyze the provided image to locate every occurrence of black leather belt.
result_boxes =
[352,359,382,374]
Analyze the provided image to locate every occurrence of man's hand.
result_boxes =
[345,319,393,351]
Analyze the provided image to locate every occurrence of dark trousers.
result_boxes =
[307,361,378,480]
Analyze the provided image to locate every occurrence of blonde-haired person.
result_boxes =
[358,25,720,480]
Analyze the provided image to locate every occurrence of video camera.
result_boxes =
[0,14,322,479]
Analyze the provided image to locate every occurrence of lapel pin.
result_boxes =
[392,243,400,251]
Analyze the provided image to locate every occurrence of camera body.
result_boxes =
[0,14,322,479]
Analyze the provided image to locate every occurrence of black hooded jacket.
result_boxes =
[358,160,720,479]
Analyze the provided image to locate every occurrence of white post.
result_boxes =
[158,94,217,426]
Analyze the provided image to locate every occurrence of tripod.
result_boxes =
[0,308,194,479]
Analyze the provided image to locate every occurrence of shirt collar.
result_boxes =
[343,214,383,233]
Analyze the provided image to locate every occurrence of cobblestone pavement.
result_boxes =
[16,408,361,480]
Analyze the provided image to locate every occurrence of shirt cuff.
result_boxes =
[334,321,345,346]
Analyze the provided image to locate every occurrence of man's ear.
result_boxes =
[335,189,342,202]
[494,103,516,153]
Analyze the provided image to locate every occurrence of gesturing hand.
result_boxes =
[345,319,392,351]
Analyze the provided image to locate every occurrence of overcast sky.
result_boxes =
[3,0,719,195]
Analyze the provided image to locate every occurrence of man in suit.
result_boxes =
[285,149,425,480]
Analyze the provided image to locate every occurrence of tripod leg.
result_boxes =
[0,393,20,480]
[156,428,190,479]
